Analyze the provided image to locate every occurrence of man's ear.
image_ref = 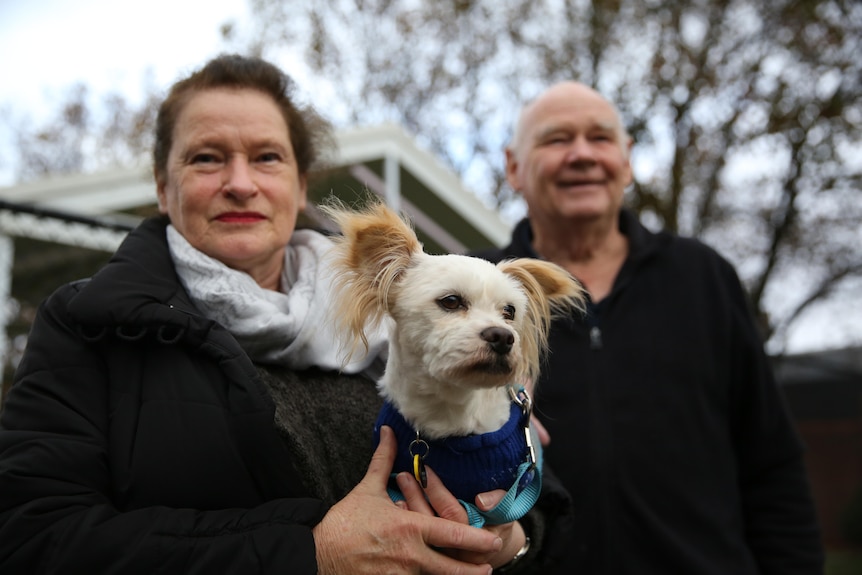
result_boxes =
[505,147,521,194]
[623,136,634,187]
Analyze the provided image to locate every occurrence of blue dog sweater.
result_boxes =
[372,399,542,526]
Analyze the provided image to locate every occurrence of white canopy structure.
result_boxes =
[0,123,510,253]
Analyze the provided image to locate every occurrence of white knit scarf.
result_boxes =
[167,225,386,373]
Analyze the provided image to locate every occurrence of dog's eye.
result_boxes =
[502,305,516,321]
[437,295,466,311]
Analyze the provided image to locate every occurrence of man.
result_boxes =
[471,82,824,574]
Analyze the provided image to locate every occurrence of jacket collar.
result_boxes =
[67,216,203,328]
[510,208,660,260]
[509,208,668,305]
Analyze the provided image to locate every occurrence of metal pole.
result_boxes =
[0,235,13,394]
[384,153,401,212]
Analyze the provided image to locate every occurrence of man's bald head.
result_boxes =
[509,82,631,158]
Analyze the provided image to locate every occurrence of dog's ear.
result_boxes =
[497,259,586,380]
[323,201,421,352]
[498,258,585,313]
[342,205,420,285]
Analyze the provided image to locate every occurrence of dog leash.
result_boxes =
[461,385,542,528]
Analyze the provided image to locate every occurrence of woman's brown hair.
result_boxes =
[153,54,331,184]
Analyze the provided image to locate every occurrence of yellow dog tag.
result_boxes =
[413,453,428,488]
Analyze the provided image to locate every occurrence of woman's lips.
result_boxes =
[216,212,266,223]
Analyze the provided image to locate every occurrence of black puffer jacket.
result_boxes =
[0,216,575,574]
[0,217,329,573]
[471,210,824,575]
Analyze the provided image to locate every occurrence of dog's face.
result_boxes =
[388,253,530,390]
[324,201,585,394]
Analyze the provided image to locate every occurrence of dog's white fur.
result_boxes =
[324,202,585,439]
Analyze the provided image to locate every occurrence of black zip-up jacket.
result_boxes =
[0,217,327,573]
[0,216,573,574]
[471,210,824,574]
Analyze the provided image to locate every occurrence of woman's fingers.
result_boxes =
[399,466,509,522]
[422,518,503,558]
[421,466,469,523]
[396,471,434,515]
[393,462,529,571]
[365,426,398,486]
[475,488,507,512]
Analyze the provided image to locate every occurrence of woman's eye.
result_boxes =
[258,152,281,163]
[502,305,516,321]
[437,295,465,311]
[191,153,219,164]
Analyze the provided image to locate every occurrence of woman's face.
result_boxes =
[157,87,307,290]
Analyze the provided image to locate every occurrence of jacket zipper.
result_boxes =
[589,326,603,350]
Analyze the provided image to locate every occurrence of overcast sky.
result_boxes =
[0,0,250,184]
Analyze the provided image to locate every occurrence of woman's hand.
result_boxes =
[396,467,528,569]
[313,426,501,575]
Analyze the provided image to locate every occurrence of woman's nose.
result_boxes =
[222,157,257,197]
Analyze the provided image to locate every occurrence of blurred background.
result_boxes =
[1,0,860,570]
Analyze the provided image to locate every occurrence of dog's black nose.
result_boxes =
[481,327,514,355]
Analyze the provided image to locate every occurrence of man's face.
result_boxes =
[506,83,632,224]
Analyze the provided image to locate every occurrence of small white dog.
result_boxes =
[324,202,584,525]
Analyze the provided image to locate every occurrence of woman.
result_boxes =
[0,55,566,574]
